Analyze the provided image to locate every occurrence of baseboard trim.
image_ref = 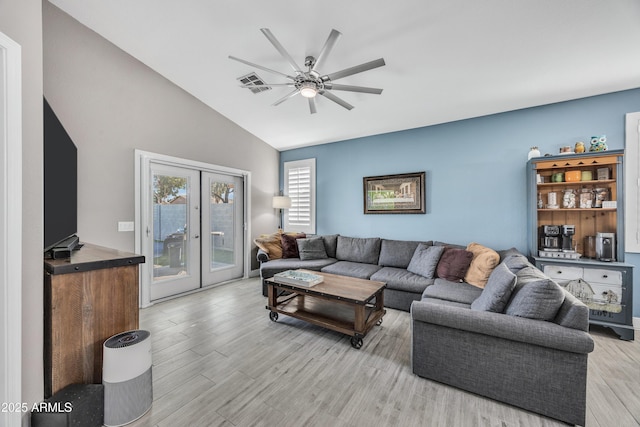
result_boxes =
[634,317,640,331]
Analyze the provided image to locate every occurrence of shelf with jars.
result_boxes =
[527,149,633,340]
[529,151,621,257]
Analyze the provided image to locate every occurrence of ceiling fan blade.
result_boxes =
[320,91,354,110]
[308,98,317,114]
[260,28,303,75]
[312,29,342,72]
[323,58,386,82]
[229,55,295,80]
[325,83,383,95]
[272,89,300,106]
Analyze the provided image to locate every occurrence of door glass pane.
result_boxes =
[153,173,190,280]
[209,180,235,271]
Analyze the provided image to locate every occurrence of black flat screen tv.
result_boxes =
[43,98,79,253]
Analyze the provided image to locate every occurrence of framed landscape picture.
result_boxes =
[363,172,425,214]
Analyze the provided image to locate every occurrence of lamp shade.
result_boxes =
[272,196,291,209]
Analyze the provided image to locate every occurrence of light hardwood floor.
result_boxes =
[128,277,639,427]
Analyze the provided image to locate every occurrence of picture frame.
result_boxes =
[363,172,426,214]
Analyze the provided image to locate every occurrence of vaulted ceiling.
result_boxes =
[48,0,640,150]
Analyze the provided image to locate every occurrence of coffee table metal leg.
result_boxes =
[350,335,363,349]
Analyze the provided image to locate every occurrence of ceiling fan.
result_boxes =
[229,28,385,114]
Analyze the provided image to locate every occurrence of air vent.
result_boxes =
[237,72,271,94]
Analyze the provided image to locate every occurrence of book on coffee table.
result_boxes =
[273,270,324,287]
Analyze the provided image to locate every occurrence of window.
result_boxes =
[284,158,316,234]
[625,112,640,252]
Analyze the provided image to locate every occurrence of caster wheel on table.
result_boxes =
[269,311,278,322]
[350,336,363,349]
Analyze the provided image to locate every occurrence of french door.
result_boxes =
[137,151,249,305]
[201,171,244,285]
[149,163,201,300]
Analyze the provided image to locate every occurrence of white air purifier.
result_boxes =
[103,330,153,426]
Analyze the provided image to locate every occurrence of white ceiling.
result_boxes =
[48,0,640,151]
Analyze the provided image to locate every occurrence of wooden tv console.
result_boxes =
[43,243,145,397]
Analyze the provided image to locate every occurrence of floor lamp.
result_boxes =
[272,195,291,231]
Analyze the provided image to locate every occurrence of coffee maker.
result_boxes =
[561,225,576,252]
[540,225,562,251]
[596,232,615,261]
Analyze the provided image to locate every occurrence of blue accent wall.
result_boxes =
[281,88,640,317]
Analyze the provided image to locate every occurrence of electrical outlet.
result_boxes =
[118,221,135,232]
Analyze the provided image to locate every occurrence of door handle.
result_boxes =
[193,234,200,239]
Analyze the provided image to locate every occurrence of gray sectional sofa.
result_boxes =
[257,234,594,426]
[258,235,435,310]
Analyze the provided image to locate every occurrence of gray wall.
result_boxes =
[43,2,280,254]
[0,0,44,418]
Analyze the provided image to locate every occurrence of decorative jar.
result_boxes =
[528,146,541,160]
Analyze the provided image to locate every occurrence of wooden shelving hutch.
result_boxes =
[527,149,634,340]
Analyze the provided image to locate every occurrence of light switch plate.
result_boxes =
[118,221,135,232]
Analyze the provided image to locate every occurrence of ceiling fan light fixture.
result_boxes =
[299,82,318,98]
[230,28,385,113]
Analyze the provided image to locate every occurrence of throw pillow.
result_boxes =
[254,231,283,259]
[470,262,517,312]
[407,244,445,279]
[322,234,339,258]
[435,248,474,282]
[504,266,566,320]
[464,242,500,288]
[297,237,328,260]
[281,233,306,258]
[502,253,531,274]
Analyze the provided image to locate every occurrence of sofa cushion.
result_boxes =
[254,232,284,259]
[407,244,445,279]
[505,266,565,321]
[336,236,381,264]
[321,261,381,279]
[436,248,473,282]
[379,239,429,268]
[297,237,328,260]
[470,263,517,312]
[422,279,483,305]
[322,234,339,258]
[464,242,500,288]
[370,267,434,293]
[553,288,589,331]
[260,257,337,279]
[281,233,306,258]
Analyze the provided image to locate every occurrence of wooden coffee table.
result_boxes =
[265,270,386,349]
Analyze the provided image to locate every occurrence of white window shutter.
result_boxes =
[625,112,640,252]
[284,159,315,234]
